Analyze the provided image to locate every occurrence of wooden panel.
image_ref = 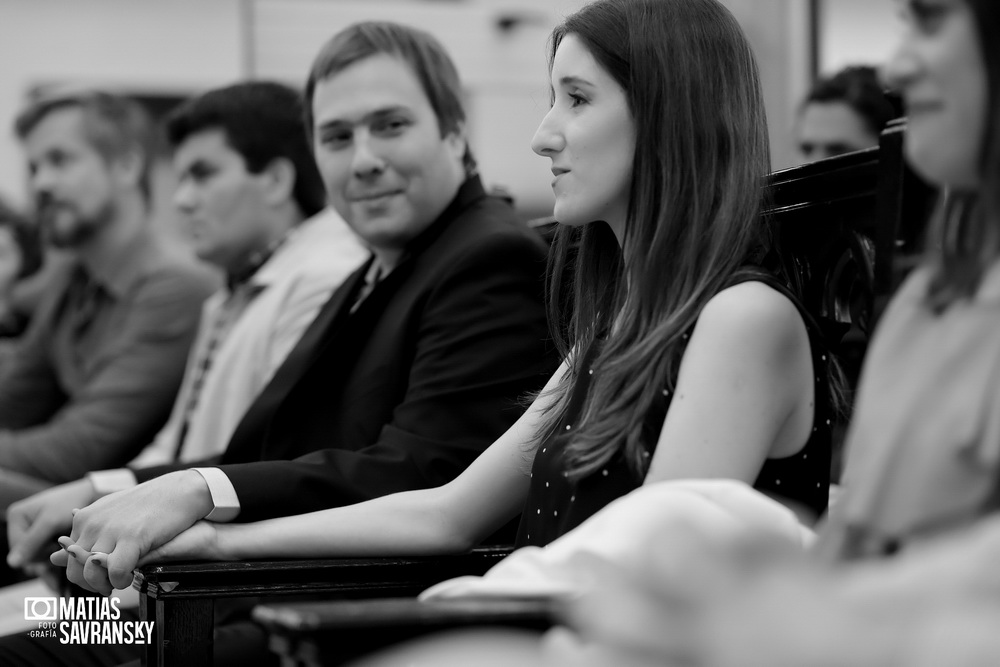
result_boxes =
[253,597,556,666]
[134,546,513,666]
[149,598,214,667]
[135,547,513,601]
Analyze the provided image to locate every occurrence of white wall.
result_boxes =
[0,0,831,221]
[0,0,244,211]
[820,0,899,76]
[250,0,586,216]
[723,0,812,170]
[0,0,586,218]
[249,0,811,201]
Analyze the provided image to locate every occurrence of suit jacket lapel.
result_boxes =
[219,177,488,464]
[221,259,371,463]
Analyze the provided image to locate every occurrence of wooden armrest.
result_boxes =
[133,545,513,600]
[132,546,513,667]
[252,596,559,666]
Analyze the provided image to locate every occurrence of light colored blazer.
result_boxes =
[818,263,1000,560]
[129,209,368,467]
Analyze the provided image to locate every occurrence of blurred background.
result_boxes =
[0,0,898,236]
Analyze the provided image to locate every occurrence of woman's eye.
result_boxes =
[189,166,215,182]
[569,93,587,108]
[48,150,70,169]
[906,0,949,33]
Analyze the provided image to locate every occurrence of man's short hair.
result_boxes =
[166,81,326,218]
[303,21,476,174]
[14,88,155,200]
[804,65,901,137]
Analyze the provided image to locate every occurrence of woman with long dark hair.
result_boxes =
[552,2,1000,664]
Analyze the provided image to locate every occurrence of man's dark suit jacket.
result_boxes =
[135,176,556,522]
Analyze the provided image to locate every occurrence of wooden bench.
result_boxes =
[253,597,557,666]
[133,122,935,667]
[133,546,512,667]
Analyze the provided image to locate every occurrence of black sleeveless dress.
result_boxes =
[515,271,833,547]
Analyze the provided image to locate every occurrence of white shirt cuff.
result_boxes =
[86,469,138,495]
[192,467,241,522]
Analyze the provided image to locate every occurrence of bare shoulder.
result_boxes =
[692,281,807,356]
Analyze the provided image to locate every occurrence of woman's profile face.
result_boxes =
[531,34,635,239]
[884,0,986,188]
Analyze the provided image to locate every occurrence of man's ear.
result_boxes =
[444,122,468,163]
[112,149,145,189]
[260,157,296,206]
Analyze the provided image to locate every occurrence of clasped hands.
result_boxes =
[7,470,218,596]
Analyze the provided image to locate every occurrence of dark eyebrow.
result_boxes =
[316,105,412,131]
[556,75,595,89]
[368,106,410,119]
[175,157,210,175]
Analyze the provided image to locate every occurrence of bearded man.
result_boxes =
[0,89,216,510]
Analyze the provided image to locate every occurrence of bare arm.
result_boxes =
[216,230,554,521]
[142,361,571,565]
[644,282,813,485]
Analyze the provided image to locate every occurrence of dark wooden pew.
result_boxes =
[872,119,937,320]
[133,547,512,666]
[254,597,558,666]
[133,123,934,667]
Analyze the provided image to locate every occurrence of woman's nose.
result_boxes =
[882,34,920,95]
[172,179,197,213]
[531,108,565,157]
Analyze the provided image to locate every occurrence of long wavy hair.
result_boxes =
[534,0,773,480]
[924,0,1000,309]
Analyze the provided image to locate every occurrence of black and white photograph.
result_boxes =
[0,1,995,665]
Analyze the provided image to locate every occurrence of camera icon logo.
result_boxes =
[24,597,58,621]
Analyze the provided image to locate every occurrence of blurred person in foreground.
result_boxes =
[796,65,899,163]
[0,90,215,511]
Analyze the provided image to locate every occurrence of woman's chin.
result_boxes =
[904,143,978,191]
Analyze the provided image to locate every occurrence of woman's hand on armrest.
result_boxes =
[137,521,222,565]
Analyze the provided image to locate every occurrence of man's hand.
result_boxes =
[7,479,97,570]
[59,470,214,594]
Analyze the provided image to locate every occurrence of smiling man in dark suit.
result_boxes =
[59,20,554,616]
